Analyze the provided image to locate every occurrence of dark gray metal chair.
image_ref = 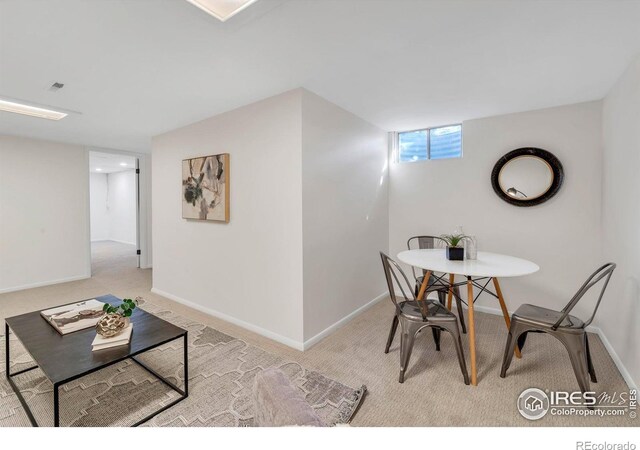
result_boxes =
[380,252,469,385]
[500,263,616,393]
[407,236,467,334]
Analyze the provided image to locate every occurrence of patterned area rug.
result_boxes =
[0,302,366,427]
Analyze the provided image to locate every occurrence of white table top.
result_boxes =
[397,249,539,278]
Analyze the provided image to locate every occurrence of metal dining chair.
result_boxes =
[407,236,467,334]
[380,252,470,385]
[500,263,616,393]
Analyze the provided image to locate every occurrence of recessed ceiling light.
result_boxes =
[96,168,103,172]
[0,98,68,120]
[185,0,260,22]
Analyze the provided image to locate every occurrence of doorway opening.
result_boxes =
[89,151,140,274]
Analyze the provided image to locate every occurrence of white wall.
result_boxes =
[90,173,109,241]
[389,101,603,320]
[601,55,640,386]
[107,170,137,245]
[0,135,90,293]
[90,170,137,245]
[152,89,390,348]
[152,89,304,345]
[301,90,389,342]
[140,154,153,269]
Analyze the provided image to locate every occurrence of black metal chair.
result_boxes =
[380,252,469,385]
[500,263,616,393]
[407,236,467,334]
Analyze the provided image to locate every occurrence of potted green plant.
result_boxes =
[102,297,138,317]
[441,233,467,261]
[96,297,139,337]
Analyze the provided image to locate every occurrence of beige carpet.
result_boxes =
[0,241,636,427]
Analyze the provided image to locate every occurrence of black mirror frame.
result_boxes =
[491,147,564,207]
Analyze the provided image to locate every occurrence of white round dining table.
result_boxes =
[397,249,539,278]
[396,249,539,386]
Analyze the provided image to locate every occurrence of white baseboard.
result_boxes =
[587,325,638,391]
[303,291,388,350]
[0,274,91,294]
[150,287,305,351]
[468,304,638,390]
[150,288,389,353]
[107,239,137,246]
[470,303,507,317]
[91,239,136,246]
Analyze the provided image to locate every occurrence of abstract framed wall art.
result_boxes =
[182,153,229,222]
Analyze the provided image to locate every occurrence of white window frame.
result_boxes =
[393,123,463,163]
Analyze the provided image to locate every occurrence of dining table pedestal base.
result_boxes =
[415,274,528,385]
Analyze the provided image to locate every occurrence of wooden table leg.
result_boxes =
[416,270,432,301]
[493,277,521,358]
[467,276,477,386]
[447,274,454,310]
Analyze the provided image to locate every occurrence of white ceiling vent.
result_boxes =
[49,82,65,91]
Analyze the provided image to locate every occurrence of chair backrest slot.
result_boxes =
[380,252,428,320]
[406,236,446,281]
[553,263,616,330]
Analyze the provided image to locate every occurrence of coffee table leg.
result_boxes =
[129,333,189,427]
[4,323,8,380]
[53,383,60,427]
[183,332,189,397]
[5,322,41,426]
[467,276,477,386]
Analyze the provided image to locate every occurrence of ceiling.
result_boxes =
[1,0,640,153]
[89,151,136,174]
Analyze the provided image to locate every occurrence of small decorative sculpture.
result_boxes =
[96,313,128,338]
[96,297,140,337]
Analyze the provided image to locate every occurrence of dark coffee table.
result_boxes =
[4,294,188,427]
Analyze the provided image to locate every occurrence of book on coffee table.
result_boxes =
[92,323,133,351]
[40,299,106,335]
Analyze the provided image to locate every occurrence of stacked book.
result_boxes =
[41,300,106,335]
[92,324,133,351]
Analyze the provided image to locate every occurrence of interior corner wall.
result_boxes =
[90,173,109,241]
[601,55,640,387]
[139,153,153,269]
[389,101,603,320]
[107,170,137,245]
[301,90,389,343]
[0,134,91,293]
[90,170,137,245]
[151,89,304,346]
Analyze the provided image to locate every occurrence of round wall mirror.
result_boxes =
[491,148,563,207]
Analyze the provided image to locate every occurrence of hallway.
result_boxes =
[91,241,138,276]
